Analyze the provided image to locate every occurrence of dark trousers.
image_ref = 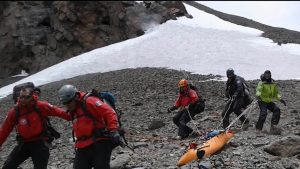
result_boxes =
[74,140,113,169]
[256,101,281,130]
[173,108,197,138]
[222,97,249,129]
[2,140,49,169]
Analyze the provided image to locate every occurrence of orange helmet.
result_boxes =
[178,79,188,88]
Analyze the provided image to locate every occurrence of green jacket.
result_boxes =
[256,80,281,103]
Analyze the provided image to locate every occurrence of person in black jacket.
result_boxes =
[222,68,249,129]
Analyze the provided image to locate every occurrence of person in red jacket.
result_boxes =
[58,84,121,169]
[0,87,71,169]
[167,79,200,140]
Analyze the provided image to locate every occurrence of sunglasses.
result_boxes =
[19,95,32,100]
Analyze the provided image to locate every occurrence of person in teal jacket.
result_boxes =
[255,70,286,134]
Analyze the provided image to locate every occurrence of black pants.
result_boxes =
[74,140,113,169]
[173,108,197,138]
[222,97,249,129]
[256,101,281,130]
[2,140,49,169]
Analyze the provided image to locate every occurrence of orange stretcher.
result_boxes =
[177,130,234,167]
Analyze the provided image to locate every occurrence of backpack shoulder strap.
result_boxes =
[80,93,98,126]
[14,105,20,126]
[32,102,49,135]
[33,102,46,122]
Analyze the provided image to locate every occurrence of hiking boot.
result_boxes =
[270,125,282,135]
[189,131,200,138]
[255,129,263,137]
[242,121,250,131]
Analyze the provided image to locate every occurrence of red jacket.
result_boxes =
[174,89,199,108]
[71,92,118,149]
[0,96,71,147]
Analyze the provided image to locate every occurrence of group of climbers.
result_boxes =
[0,68,287,168]
[168,68,286,140]
[0,84,122,169]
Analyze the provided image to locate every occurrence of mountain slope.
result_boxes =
[184,1,300,45]
[0,68,299,168]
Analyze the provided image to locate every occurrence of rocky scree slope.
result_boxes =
[0,68,299,169]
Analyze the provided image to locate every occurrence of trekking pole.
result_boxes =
[116,109,135,152]
[120,140,135,152]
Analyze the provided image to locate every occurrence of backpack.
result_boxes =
[14,103,61,144]
[13,82,35,103]
[188,83,205,114]
[13,82,41,103]
[71,89,128,149]
[12,82,60,144]
[99,91,116,110]
[237,76,253,108]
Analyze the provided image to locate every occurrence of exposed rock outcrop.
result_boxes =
[0,1,189,79]
[264,136,300,157]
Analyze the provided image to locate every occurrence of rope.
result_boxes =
[186,108,202,137]
[216,98,234,130]
[225,100,257,131]
[237,103,253,130]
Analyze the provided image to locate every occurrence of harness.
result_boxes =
[70,93,110,143]
[70,92,134,151]
[14,102,60,144]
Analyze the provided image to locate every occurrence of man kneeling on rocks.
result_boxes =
[58,84,122,169]
[168,79,203,140]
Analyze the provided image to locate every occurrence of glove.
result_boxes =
[231,94,237,100]
[167,106,177,113]
[110,131,122,146]
[225,90,230,99]
[118,127,126,137]
[280,99,287,106]
[256,96,261,102]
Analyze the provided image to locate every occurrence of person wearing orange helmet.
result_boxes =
[167,79,200,140]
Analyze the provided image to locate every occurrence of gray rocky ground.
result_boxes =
[0,68,299,169]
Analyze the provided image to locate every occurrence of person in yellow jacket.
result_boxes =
[255,70,286,135]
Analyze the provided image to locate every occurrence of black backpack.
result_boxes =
[237,76,253,108]
[188,83,205,114]
[13,82,41,103]
[13,82,35,103]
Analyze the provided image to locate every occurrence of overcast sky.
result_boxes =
[198,1,300,32]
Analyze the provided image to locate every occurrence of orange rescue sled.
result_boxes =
[177,130,234,167]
